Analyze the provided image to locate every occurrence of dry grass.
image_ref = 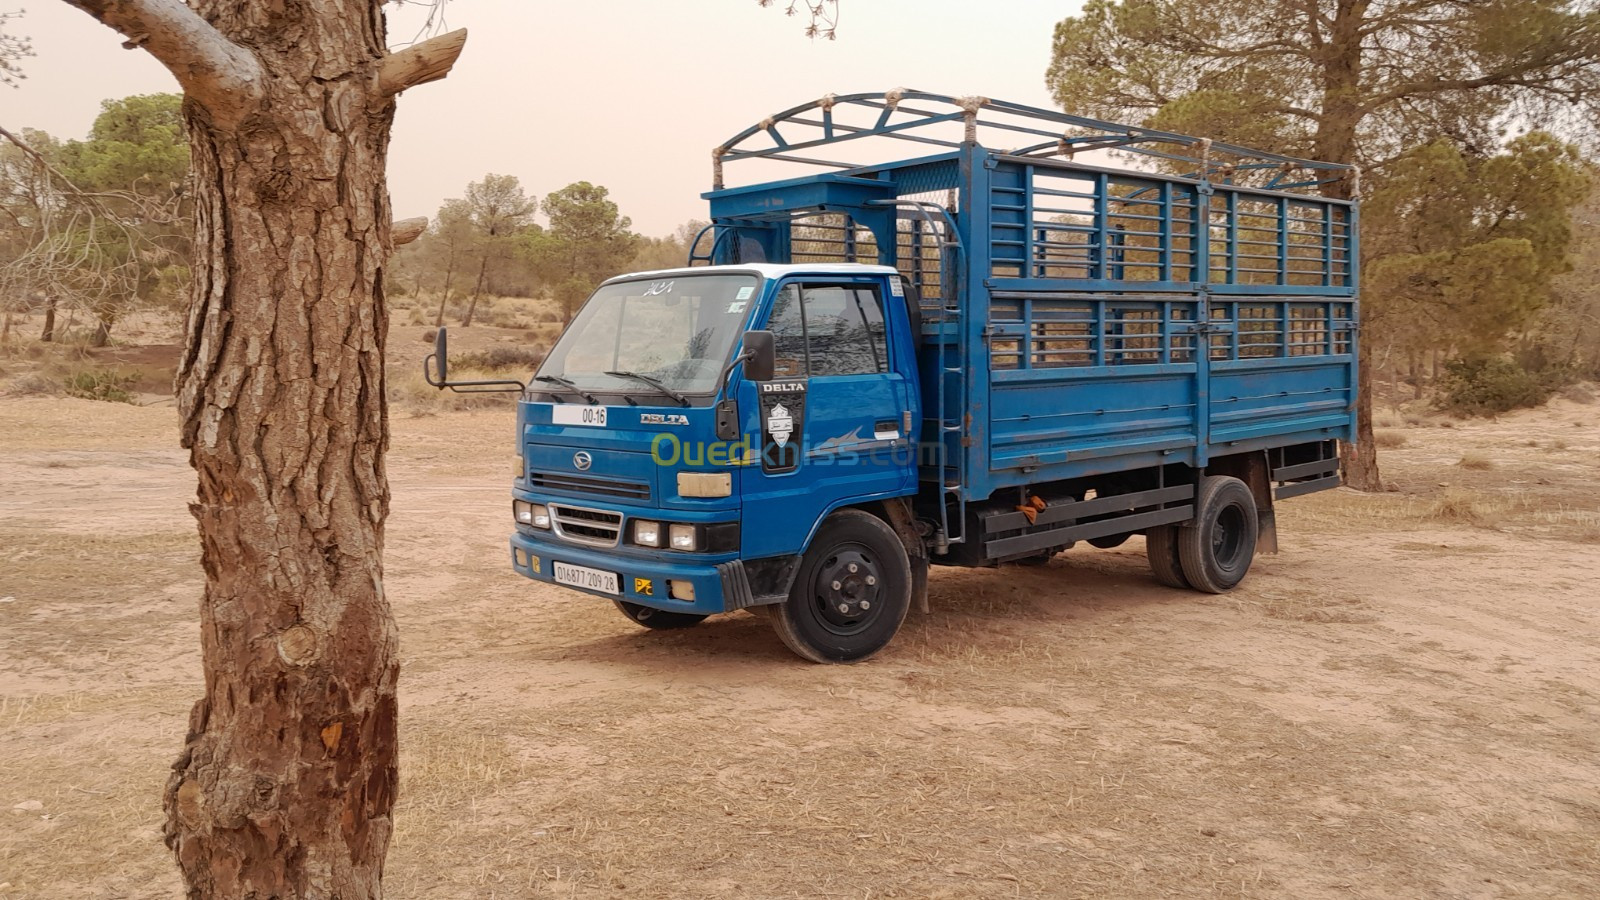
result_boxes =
[387,368,519,416]
[1427,488,1499,525]
[1456,451,1494,470]
[1374,428,1408,449]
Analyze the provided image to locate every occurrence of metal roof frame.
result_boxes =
[713,90,1356,198]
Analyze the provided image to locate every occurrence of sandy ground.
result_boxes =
[1,395,1598,899]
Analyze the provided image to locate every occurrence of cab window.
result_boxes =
[766,282,889,378]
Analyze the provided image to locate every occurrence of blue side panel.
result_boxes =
[1209,358,1356,449]
[989,365,1199,476]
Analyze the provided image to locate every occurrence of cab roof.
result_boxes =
[604,263,900,284]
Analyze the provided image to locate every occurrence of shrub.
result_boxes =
[1457,451,1494,470]
[451,345,545,373]
[1374,429,1408,449]
[2,373,59,397]
[1426,488,1495,526]
[63,368,139,404]
[1436,357,1562,417]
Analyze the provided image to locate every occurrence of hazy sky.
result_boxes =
[2,1,1083,236]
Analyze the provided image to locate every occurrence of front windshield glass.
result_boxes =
[537,274,760,397]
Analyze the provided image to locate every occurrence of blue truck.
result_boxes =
[427,91,1358,663]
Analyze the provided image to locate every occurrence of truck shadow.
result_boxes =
[561,545,1199,669]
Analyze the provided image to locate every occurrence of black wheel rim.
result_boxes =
[808,542,883,636]
[1212,503,1247,568]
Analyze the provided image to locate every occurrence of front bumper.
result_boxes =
[509,530,743,616]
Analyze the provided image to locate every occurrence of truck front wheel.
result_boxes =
[769,509,912,663]
[1177,476,1259,593]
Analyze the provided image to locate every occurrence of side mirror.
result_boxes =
[423,326,524,394]
[743,330,775,383]
[426,327,450,387]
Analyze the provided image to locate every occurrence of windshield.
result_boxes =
[537,274,760,398]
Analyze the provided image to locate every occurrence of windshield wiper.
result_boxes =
[534,374,598,404]
[604,371,690,407]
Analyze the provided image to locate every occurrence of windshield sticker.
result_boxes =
[727,301,748,314]
[642,280,674,297]
[736,286,754,300]
[889,279,905,297]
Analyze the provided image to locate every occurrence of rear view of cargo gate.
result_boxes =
[431,91,1359,663]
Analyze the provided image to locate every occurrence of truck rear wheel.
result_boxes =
[1178,476,1258,593]
[613,600,708,630]
[1145,525,1189,589]
[769,509,911,663]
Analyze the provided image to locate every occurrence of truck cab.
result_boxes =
[504,263,925,659]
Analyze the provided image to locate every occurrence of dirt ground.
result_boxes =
[2,394,1598,899]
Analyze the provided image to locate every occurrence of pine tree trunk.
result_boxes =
[461,256,489,327]
[433,252,454,327]
[1318,2,1381,492]
[162,8,398,897]
[1341,343,1381,490]
[40,295,57,342]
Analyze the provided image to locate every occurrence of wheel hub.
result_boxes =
[815,549,881,629]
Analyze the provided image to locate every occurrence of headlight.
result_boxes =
[669,523,700,551]
[514,500,550,529]
[632,520,662,547]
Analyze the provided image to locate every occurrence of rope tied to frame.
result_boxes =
[712,146,727,190]
[819,93,838,112]
[957,95,987,144]
[885,87,906,110]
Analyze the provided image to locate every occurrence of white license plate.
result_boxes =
[552,405,608,427]
[553,561,620,595]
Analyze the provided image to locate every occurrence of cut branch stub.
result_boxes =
[391,217,428,247]
[377,29,468,99]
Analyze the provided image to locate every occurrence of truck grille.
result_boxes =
[530,470,650,501]
[548,503,623,547]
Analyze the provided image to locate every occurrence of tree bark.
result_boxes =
[57,2,463,897]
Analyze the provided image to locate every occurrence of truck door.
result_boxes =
[738,278,915,559]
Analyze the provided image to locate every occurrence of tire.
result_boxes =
[613,600,708,630]
[1145,524,1189,589]
[1088,533,1130,549]
[1177,476,1259,593]
[769,509,912,663]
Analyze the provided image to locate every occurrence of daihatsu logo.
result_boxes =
[573,451,593,471]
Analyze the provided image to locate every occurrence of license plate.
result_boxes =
[552,405,608,427]
[553,561,620,595]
